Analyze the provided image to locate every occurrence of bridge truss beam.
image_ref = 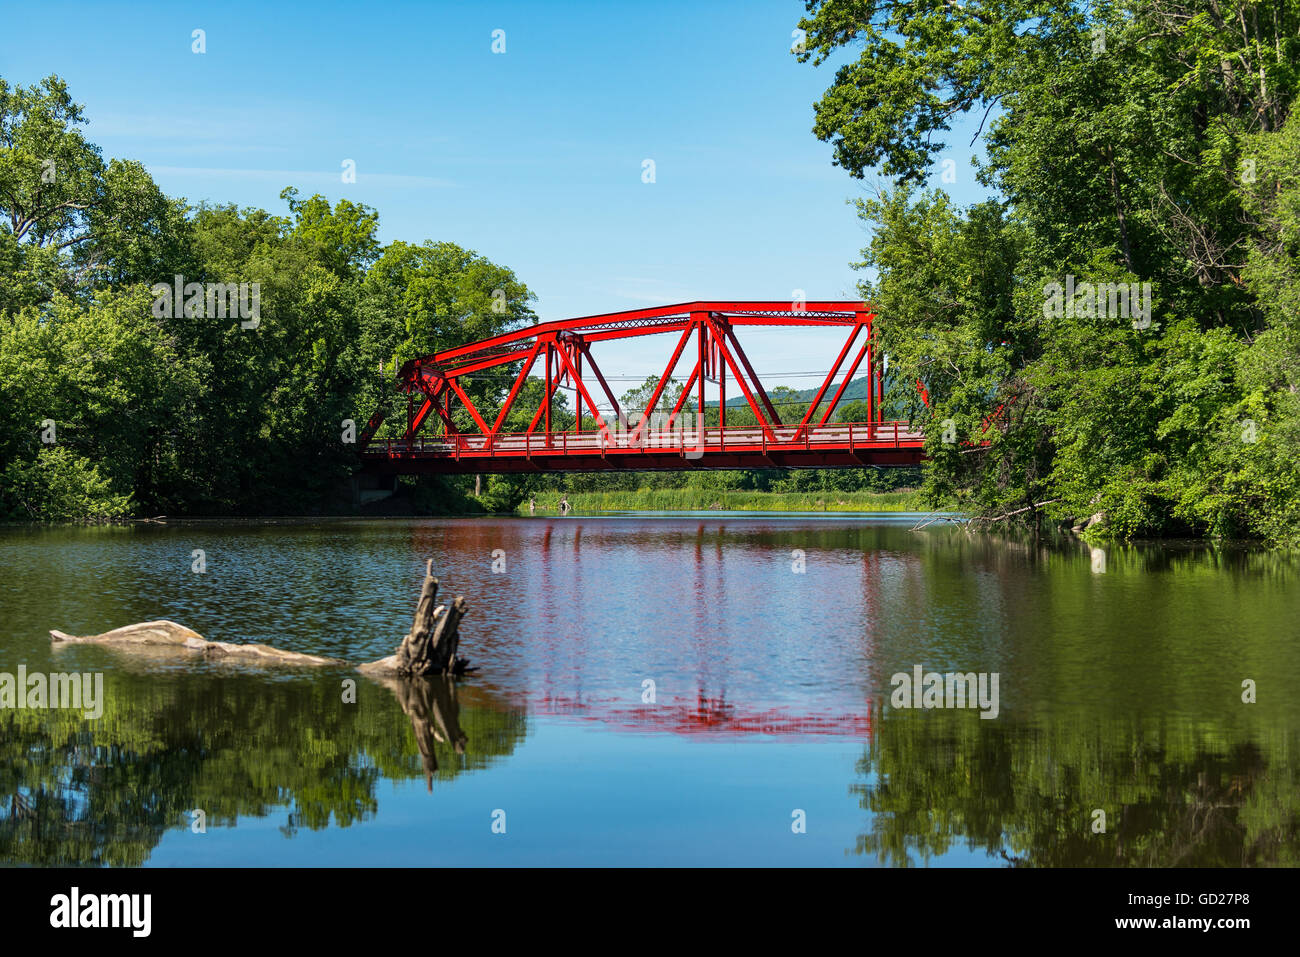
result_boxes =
[359,301,925,473]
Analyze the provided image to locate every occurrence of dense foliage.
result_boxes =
[799,0,1300,542]
[0,75,536,519]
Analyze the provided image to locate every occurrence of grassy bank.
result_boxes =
[520,489,940,513]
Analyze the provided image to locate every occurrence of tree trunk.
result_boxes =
[392,560,469,677]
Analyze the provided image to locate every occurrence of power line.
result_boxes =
[416,371,871,384]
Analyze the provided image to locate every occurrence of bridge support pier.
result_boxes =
[351,471,396,506]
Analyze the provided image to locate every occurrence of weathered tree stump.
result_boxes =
[393,560,469,677]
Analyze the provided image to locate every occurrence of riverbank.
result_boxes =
[517,489,934,513]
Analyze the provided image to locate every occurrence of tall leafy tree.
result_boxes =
[798,0,1300,540]
[0,74,541,518]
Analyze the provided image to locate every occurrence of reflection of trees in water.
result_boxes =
[375,675,469,791]
[853,710,1300,866]
[0,673,525,865]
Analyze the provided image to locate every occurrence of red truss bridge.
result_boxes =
[358,301,926,474]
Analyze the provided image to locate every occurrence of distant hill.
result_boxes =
[705,376,874,408]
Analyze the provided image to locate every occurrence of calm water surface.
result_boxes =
[1,513,1297,866]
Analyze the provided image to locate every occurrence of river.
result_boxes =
[1,513,1297,866]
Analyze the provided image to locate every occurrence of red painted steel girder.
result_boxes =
[363,300,882,450]
[359,448,925,474]
[398,300,872,380]
[358,418,926,474]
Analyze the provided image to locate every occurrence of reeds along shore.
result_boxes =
[523,490,929,513]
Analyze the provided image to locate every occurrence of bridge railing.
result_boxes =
[362,421,924,458]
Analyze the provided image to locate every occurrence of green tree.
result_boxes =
[0,74,191,304]
[619,375,684,425]
[800,0,1300,540]
[0,74,545,520]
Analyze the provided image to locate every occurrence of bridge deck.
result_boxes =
[360,421,925,474]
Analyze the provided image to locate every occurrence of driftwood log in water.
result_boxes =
[48,621,349,666]
[49,559,473,676]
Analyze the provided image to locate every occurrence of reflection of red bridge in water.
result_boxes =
[531,689,874,740]
[404,503,897,742]
[359,301,925,474]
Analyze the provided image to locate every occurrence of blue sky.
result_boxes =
[4,0,990,387]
